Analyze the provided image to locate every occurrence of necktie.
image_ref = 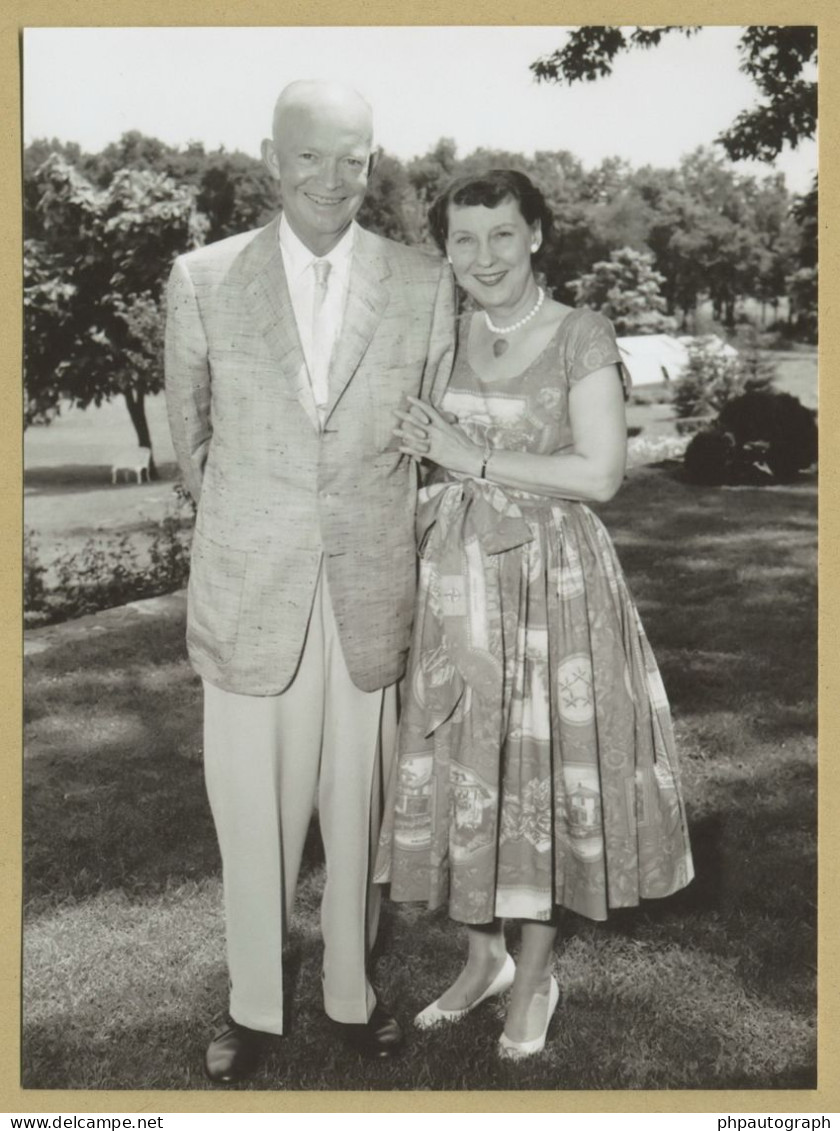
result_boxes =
[311,258,332,415]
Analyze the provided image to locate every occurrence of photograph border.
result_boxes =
[3,0,837,1115]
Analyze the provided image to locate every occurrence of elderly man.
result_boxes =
[165,80,454,1082]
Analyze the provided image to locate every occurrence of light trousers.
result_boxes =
[203,568,397,1034]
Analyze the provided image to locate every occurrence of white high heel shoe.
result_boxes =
[414,953,516,1029]
[498,975,560,1059]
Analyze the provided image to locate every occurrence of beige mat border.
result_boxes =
[2,1,835,1115]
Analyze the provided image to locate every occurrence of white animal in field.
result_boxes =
[111,446,152,484]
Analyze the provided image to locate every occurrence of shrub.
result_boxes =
[718,391,818,483]
[673,338,748,420]
[52,533,144,618]
[673,332,780,424]
[24,531,48,617]
[683,390,817,487]
[683,430,737,486]
[24,502,193,628]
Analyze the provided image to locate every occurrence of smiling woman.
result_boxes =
[376,166,694,1061]
[434,169,553,333]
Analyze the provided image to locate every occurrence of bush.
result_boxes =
[674,331,781,424]
[718,391,818,483]
[24,504,193,628]
[683,430,738,486]
[673,339,748,420]
[24,531,48,614]
[683,390,817,487]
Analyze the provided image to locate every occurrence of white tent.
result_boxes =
[616,334,738,387]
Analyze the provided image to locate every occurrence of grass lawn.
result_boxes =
[22,464,817,1092]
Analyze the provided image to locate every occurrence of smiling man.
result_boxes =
[165,80,454,1083]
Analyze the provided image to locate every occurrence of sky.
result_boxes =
[23,26,818,194]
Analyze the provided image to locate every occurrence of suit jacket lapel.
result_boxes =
[241,217,320,432]
[325,228,391,421]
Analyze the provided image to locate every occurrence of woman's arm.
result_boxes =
[395,365,627,504]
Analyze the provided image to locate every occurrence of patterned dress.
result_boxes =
[375,308,694,924]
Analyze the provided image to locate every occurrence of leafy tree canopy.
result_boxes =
[531,26,817,163]
[569,247,676,335]
[24,154,206,470]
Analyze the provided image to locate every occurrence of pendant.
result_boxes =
[492,338,509,359]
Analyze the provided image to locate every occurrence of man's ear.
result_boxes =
[367,146,383,178]
[261,138,280,180]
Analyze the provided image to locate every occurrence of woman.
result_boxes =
[375,170,694,1059]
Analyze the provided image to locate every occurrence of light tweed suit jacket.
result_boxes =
[165,216,455,696]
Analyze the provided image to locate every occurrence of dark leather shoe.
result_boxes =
[334,1003,404,1059]
[204,1018,270,1084]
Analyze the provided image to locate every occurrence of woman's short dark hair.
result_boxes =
[428,169,554,256]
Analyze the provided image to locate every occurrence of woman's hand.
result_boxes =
[393,397,483,476]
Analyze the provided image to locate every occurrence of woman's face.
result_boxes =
[445,196,539,315]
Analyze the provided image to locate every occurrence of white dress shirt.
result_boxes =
[279,213,355,416]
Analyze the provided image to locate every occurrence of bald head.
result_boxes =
[262,79,377,256]
[271,81,374,149]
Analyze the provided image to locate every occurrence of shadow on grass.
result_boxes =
[598,469,817,726]
[24,461,181,496]
[24,613,215,910]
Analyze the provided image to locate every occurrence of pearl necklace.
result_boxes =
[484,287,545,357]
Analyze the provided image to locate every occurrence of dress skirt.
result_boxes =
[375,477,695,924]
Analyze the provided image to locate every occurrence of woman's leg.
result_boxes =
[433,920,508,1010]
[503,919,558,1042]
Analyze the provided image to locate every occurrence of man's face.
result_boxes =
[265,103,373,255]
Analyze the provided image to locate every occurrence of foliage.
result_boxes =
[23,123,817,460]
[24,508,192,628]
[718,390,817,482]
[785,179,818,341]
[24,154,207,468]
[26,129,817,367]
[644,152,802,327]
[530,26,817,163]
[78,132,277,242]
[683,429,738,486]
[734,324,778,390]
[357,151,423,244]
[24,530,48,613]
[673,338,758,420]
[569,246,676,334]
[683,389,817,486]
[786,268,818,342]
[720,27,817,162]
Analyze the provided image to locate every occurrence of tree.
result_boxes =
[569,247,676,335]
[24,154,207,474]
[357,152,423,244]
[627,150,799,329]
[531,26,817,163]
[786,179,818,339]
[75,132,277,243]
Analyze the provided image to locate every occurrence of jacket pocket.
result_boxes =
[187,528,248,665]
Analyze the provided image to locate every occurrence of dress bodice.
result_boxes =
[440,307,625,461]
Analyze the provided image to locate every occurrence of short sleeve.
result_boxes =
[563,309,630,396]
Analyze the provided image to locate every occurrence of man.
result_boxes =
[165,80,454,1083]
